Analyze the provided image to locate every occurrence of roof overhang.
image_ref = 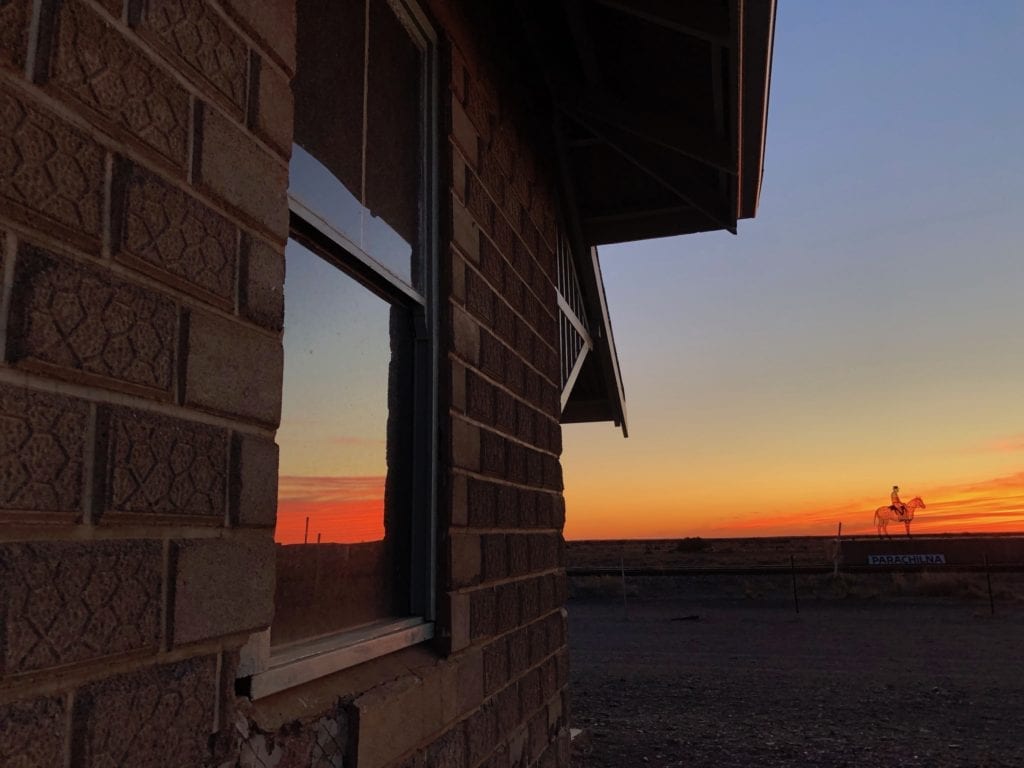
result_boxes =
[515,0,777,432]
[521,0,776,243]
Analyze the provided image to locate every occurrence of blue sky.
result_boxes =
[563,0,1024,538]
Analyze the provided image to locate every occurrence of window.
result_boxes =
[243,0,437,698]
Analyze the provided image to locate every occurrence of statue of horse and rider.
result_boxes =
[873,484,925,538]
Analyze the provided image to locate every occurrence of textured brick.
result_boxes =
[230,432,278,526]
[140,0,248,113]
[7,245,177,395]
[251,54,293,156]
[351,669,459,768]
[482,534,507,582]
[480,430,505,476]
[508,628,528,676]
[519,578,539,623]
[495,685,519,738]
[467,371,493,422]
[483,637,508,695]
[495,583,518,633]
[170,534,274,644]
[520,669,541,715]
[0,384,87,514]
[220,0,295,74]
[450,359,467,415]
[0,540,161,674]
[453,196,480,261]
[116,164,238,306]
[467,701,497,766]
[50,0,190,168]
[450,417,480,472]
[448,532,480,588]
[184,310,283,425]
[0,696,66,768]
[197,106,288,239]
[0,0,31,72]
[452,307,480,365]
[0,85,105,246]
[467,477,495,528]
[73,656,216,767]
[99,406,227,519]
[508,535,529,576]
[423,724,466,768]
[442,591,470,653]
[240,235,284,330]
[451,99,478,167]
[470,588,495,640]
[456,646,484,713]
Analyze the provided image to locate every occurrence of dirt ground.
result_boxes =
[569,589,1024,768]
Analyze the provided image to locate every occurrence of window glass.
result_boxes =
[272,239,413,647]
[291,0,423,287]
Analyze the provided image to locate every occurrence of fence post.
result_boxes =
[833,522,843,577]
[791,554,800,614]
[620,553,629,621]
[985,553,995,616]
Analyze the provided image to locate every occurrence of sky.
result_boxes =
[276,240,391,544]
[562,0,1024,539]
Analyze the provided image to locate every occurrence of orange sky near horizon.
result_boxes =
[275,475,385,544]
[271,468,1024,545]
[562,468,1024,540]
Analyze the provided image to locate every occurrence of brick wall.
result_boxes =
[1,2,571,767]
[0,1,289,765]
[406,2,571,765]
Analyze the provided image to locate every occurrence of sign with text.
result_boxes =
[867,554,946,566]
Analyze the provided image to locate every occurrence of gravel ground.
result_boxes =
[569,592,1024,768]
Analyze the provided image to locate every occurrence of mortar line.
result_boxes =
[0,231,16,363]
[80,401,98,525]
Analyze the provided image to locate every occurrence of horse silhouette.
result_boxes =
[873,496,925,538]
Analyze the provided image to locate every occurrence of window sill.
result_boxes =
[248,617,434,700]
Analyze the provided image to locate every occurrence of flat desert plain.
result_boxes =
[567,537,1024,768]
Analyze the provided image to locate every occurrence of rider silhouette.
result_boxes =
[891,485,907,518]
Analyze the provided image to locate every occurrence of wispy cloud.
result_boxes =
[328,436,387,447]
[976,434,1024,454]
[702,471,1024,537]
[276,475,386,544]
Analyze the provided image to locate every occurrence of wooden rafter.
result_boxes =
[591,0,731,46]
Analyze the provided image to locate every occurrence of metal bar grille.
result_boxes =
[556,230,592,407]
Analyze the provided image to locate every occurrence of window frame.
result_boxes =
[241,0,439,699]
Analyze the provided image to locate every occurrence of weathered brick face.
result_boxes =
[115,163,239,307]
[8,245,178,396]
[49,0,192,169]
[138,0,249,115]
[0,85,106,247]
[72,656,218,768]
[0,696,67,768]
[0,0,32,72]
[0,384,87,515]
[1,0,572,765]
[0,0,288,762]
[98,406,228,520]
[0,540,162,675]
[434,5,571,765]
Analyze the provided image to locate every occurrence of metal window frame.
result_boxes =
[241,0,439,699]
